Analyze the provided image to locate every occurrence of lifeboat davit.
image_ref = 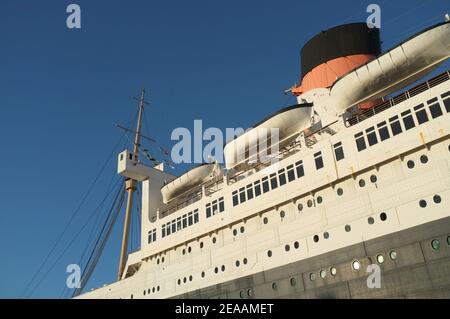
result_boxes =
[223,104,312,171]
[161,162,223,204]
[330,21,450,112]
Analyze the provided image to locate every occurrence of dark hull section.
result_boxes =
[175,217,450,299]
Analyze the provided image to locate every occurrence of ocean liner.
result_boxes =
[78,18,450,299]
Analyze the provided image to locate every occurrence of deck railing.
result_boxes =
[346,70,450,126]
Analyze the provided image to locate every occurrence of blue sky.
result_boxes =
[0,0,449,298]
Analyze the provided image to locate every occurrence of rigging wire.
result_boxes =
[71,184,126,297]
[58,176,123,298]
[21,133,126,298]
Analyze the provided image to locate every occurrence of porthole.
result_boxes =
[376,254,385,264]
[161,257,165,263]
[351,260,361,271]
[263,217,268,224]
[233,229,237,236]
[201,271,205,278]
[157,286,160,292]
[240,226,245,233]
[280,210,286,218]
[309,273,316,281]
[359,179,366,188]
[221,265,225,272]
[235,260,240,267]
[330,267,337,276]
[433,195,441,204]
[157,259,160,265]
[294,241,300,249]
[239,291,245,299]
[419,200,427,208]
[182,249,186,255]
[307,199,313,208]
[313,235,319,243]
[147,289,151,294]
[380,212,387,221]
[368,217,375,225]
[447,236,450,246]
[285,244,290,252]
[290,277,296,286]
[189,275,193,282]
[297,203,303,212]
[407,160,415,169]
[389,250,398,260]
[267,250,272,257]
[200,242,204,249]
[188,247,192,253]
[177,279,181,285]
[317,196,323,204]
[183,277,186,283]
[243,258,248,265]
[152,287,155,293]
[420,155,428,164]
[345,224,351,232]
[323,232,330,239]
[431,239,441,251]
[272,282,278,290]
[337,188,343,196]
[370,175,377,183]
[214,267,218,274]
[212,237,217,244]
[320,269,326,279]
[143,290,146,296]
[247,289,253,297]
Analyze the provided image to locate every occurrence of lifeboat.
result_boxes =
[161,162,223,204]
[330,21,450,112]
[223,104,313,171]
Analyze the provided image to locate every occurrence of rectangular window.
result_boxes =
[194,210,199,223]
[239,187,246,204]
[162,226,166,238]
[295,160,304,178]
[177,217,182,231]
[442,91,450,112]
[270,173,278,190]
[171,220,176,233]
[389,116,402,136]
[182,215,187,228]
[152,231,156,242]
[254,180,261,197]
[278,169,287,186]
[377,121,390,141]
[366,127,378,146]
[314,152,324,169]
[246,184,254,200]
[429,98,443,118]
[188,213,193,226]
[262,177,270,193]
[333,142,345,161]
[355,132,366,152]
[401,110,415,130]
[218,197,224,212]
[286,164,296,181]
[166,222,171,236]
[212,200,218,215]
[206,204,211,218]
[232,191,239,207]
[414,104,429,125]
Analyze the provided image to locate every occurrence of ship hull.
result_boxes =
[175,216,450,299]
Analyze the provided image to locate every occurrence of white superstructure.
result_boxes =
[78,20,450,299]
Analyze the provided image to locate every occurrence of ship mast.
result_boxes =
[117,89,146,280]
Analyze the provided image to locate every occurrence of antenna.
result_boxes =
[117,89,147,280]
